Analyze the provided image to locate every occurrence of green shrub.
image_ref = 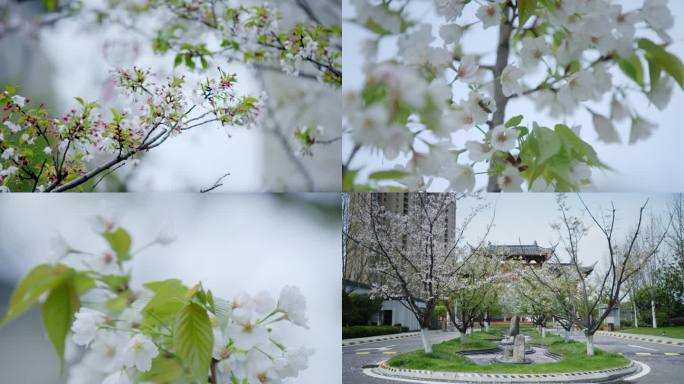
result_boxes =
[342,325,403,339]
[342,291,383,326]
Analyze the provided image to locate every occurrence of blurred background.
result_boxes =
[343,0,684,192]
[0,193,342,383]
[0,0,341,192]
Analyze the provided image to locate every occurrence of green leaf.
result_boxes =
[638,38,684,88]
[368,170,409,181]
[618,54,644,87]
[103,228,132,263]
[343,169,358,192]
[42,281,79,367]
[1,264,73,327]
[174,54,183,68]
[647,57,662,91]
[554,124,603,166]
[200,57,209,70]
[42,0,59,11]
[143,279,190,322]
[174,302,213,380]
[531,126,561,165]
[517,0,538,26]
[139,356,186,383]
[505,115,523,128]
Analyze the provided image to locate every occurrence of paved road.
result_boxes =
[342,330,684,383]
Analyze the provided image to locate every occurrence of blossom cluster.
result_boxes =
[0,214,312,384]
[107,1,342,87]
[0,67,261,192]
[344,0,681,192]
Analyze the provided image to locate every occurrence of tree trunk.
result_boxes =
[633,301,639,328]
[542,327,546,338]
[420,328,433,353]
[460,330,466,344]
[586,334,595,356]
[651,299,657,328]
[564,328,570,342]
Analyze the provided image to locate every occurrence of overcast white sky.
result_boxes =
[456,192,676,268]
[0,194,341,384]
[343,0,684,192]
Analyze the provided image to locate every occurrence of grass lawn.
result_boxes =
[387,333,630,374]
[621,326,684,339]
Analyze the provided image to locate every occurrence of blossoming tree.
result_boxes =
[344,192,494,352]
[527,194,671,355]
[0,0,341,192]
[0,215,312,384]
[343,0,683,192]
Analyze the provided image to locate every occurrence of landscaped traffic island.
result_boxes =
[386,332,631,375]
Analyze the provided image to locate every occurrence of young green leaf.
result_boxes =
[0,264,73,327]
[618,54,644,87]
[174,302,213,380]
[368,170,409,181]
[505,115,524,128]
[638,38,684,88]
[41,281,79,367]
[143,279,190,322]
[103,228,132,263]
[517,0,538,26]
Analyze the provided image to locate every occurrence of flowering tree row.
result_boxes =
[0,215,311,384]
[344,0,683,192]
[0,0,342,192]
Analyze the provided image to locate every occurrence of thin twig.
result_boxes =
[200,172,231,193]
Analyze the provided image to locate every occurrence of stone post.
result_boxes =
[512,334,526,363]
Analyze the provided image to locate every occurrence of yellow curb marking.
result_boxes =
[356,352,371,355]
[636,352,651,356]
[665,352,680,356]
[383,352,397,355]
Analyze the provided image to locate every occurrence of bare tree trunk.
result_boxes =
[460,330,466,344]
[420,328,433,353]
[633,301,639,328]
[586,334,595,356]
[564,328,570,342]
[651,299,657,328]
[487,3,513,192]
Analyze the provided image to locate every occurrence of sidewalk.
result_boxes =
[596,330,684,347]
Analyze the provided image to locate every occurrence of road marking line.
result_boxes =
[383,352,397,355]
[624,360,651,381]
[635,352,651,356]
[629,344,658,351]
[356,352,371,355]
[665,352,680,356]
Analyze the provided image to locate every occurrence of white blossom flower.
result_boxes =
[520,36,550,68]
[456,55,481,84]
[72,308,108,346]
[592,113,621,144]
[231,292,257,324]
[641,0,674,31]
[4,121,21,133]
[48,234,72,261]
[103,370,131,384]
[350,104,389,148]
[500,65,524,97]
[155,223,177,245]
[43,146,52,155]
[439,24,463,45]
[443,164,475,192]
[398,24,453,69]
[227,321,269,350]
[476,2,502,29]
[1,147,15,160]
[465,140,494,162]
[87,252,120,275]
[569,162,592,183]
[498,166,523,192]
[629,117,656,144]
[610,96,630,122]
[90,330,126,372]
[121,333,159,372]
[277,285,309,328]
[246,350,281,384]
[434,0,467,21]
[275,346,313,378]
[11,95,26,107]
[254,291,275,315]
[490,125,519,152]
[649,78,673,110]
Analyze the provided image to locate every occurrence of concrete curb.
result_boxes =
[596,330,684,347]
[343,332,421,347]
[371,360,639,383]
